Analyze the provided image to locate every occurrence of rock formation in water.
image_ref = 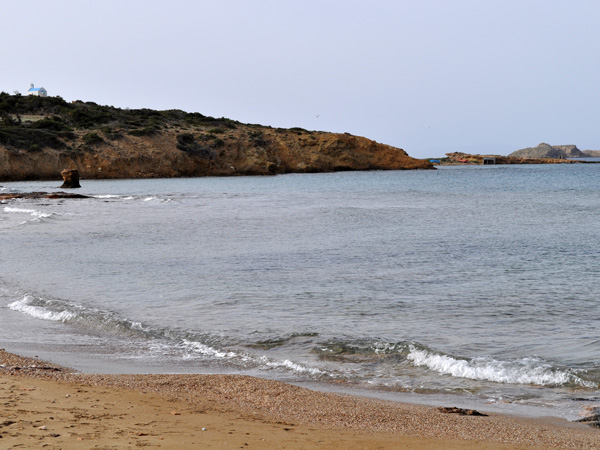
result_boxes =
[509,143,585,159]
[443,152,580,165]
[60,169,81,188]
[582,150,600,157]
[0,93,433,182]
[0,191,89,201]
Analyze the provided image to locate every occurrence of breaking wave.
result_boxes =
[406,344,595,388]
[7,293,328,379]
[314,339,596,388]
[3,206,66,225]
[8,295,146,335]
[6,294,596,388]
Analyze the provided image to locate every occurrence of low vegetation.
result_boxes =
[0,92,243,151]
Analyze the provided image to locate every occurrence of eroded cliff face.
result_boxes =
[0,95,432,181]
[0,128,432,181]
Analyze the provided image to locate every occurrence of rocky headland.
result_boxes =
[0,93,432,182]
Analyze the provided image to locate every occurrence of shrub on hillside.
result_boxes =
[128,125,160,136]
[82,132,104,145]
[29,117,71,131]
[0,127,64,150]
[176,133,217,160]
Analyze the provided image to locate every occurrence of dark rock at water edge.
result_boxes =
[575,407,600,429]
[575,415,600,428]
[0,191,89,201]
[437,406,488,416]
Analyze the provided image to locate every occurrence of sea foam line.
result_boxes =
[181,339,238,359]
[7,295,145,334]
[262,357,326,376]
[181,339,327,376]
[4,206,53,218]
[8,295,77,322]
[8,294,330,379]
[92,194,122,199]
[407,344,595,388]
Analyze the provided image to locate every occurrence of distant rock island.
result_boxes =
[443,152,581,165]
[0,93,432,182]
[509,143,598,159]
[439,143,600,166]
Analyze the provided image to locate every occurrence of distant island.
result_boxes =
[436,143,600,165]
[508,143,600,159]
[0,93,432,182]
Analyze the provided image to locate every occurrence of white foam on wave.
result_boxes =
[262,357,326,376]
[4,206,50,217]
[407,345,594,387]
[372,341,403,354]
[4,206,58,225]
[182,339,326,376]
[7,295,146,336]
[182,339,238,359]
[8,293,331,380]
[8,295,77,322]
[93,194,122,199]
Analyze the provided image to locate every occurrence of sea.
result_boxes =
[1,162,599,420]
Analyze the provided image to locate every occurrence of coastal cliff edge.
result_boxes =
[0,94,432,181]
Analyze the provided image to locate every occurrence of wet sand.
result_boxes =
[1,350,598,449]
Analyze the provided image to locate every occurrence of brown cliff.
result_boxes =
[0,95,432,181]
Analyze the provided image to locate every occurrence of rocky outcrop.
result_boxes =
[0,191,89,201]
[60,169,81,188]
[444,152,579,165]
[0,130,432,181]
[509,143,585,159]
[583,150,600,157]
[0,96,432,181]
[553,145,585,157]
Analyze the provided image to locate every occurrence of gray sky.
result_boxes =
[3,0,599,158]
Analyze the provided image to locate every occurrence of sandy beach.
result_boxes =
[1,350,598,449]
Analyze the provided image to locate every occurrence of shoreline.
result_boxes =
[1,350,598,449]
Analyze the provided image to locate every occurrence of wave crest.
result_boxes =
[7,293,329,379]
[9,295,77,322]
[407,344,595,388]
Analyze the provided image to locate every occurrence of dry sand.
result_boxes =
[1,350,598,449]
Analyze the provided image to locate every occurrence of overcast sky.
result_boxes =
[2,0,599,158]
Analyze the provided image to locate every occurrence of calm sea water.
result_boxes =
[1,163,599,419]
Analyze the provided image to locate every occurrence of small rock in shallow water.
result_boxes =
[437,406,488,416]
[575,414,600,428]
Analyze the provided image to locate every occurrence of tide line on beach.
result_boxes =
[1,350,599,449]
